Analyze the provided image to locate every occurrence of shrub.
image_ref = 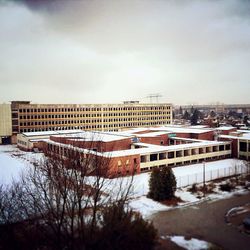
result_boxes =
[220,183,234,192]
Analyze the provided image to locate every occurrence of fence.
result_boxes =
[176,164,249,188]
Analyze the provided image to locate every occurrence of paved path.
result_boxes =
[151,192,250,250]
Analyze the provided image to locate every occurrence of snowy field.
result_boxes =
[0,145,44,185]
[0,145,249,217]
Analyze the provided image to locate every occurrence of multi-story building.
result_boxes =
[0,101,172,144]
[0,104,12,144]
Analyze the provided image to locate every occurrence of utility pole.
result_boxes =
[203,161,206,197]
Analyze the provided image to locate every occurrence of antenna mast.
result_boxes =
[146,93,162,103]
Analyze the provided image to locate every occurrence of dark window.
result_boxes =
[150,154,158,161]
[168,152,174,159]
[240,142,247,152]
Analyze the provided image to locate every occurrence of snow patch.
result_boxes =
[161,235,212,250]
[129,196,169,217]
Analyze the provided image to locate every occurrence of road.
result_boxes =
[151,192,250,250]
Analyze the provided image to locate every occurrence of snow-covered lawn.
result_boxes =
[0,145,44,185]
[0,145,249,217]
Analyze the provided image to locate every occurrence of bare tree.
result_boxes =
[0,144,157,250]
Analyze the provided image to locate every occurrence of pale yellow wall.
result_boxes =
[140,144,231,170]
[0,104,12,136]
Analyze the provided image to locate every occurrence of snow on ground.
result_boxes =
[105,158,247,198]
[0,145,249,217]
[161,235,213,250]
[175,189,200,203]
[129,196,168,217]
[0,145,44,185]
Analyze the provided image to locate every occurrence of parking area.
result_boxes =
[151,192,250,250]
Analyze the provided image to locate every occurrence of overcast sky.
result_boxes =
[0,0,250,105]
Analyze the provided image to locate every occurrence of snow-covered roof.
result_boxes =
[218,135,240,140]
[54,131,132,143]
[46,138,229,158]
[134,131,170,137]
[150,126,213,134]
[169,137,205,143]
[22,129,83,137]
[241,133,250,140]
[188,125,209,129]
[219,133,250,140]
[216,126,235,131]
[102,140,229,157]
[237,129,250,133]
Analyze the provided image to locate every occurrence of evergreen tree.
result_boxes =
[148,166,176,201]
[190,106,194,114]
[148,168,161,201]
[210,110,216,118]
[243,115,249,126]
[161,167,177,199]
[190,109,199,125]
[179,106,183,115]
[183,110,190,120]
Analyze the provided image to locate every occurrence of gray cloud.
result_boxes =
[0,0,250,105]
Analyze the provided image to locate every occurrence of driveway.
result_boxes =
[151,192,250,250]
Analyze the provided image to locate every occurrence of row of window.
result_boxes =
[19,112,171,120]
[19,106,171,113]
[140,155,230,172]
[19,116,169,126]
[19,121,171,133]
[140,144,230,163]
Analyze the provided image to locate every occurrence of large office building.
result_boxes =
[0,101,172,144]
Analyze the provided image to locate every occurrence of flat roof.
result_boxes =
[22,129,83,137]
[55,131,132,142]
[217,126,235,131]
[219,135,240,140]
[169,137,206,142]
[150,126,214,134]
[219,133,250,140]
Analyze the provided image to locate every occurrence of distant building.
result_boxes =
[180,104,250,114]
[0,101,173,144]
